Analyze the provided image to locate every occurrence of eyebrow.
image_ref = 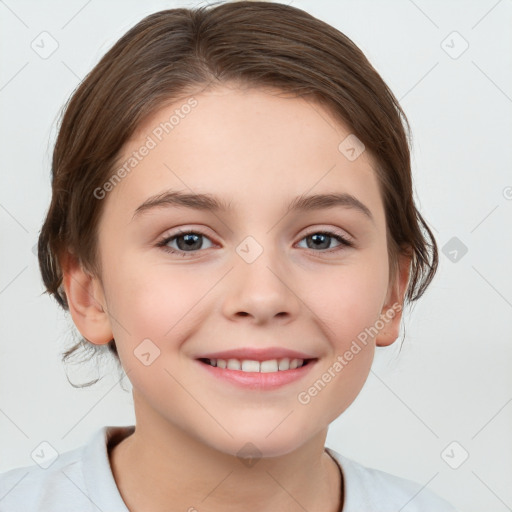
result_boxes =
[131,190,374,223]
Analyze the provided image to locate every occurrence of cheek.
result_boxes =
[305,262,388,348]
[290,263,386,420]
[105,261,211,350]
[297,337,375,428]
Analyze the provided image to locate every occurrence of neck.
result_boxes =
[109,399,343,512]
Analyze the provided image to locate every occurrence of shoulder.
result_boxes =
[326,447,458,512]
[0,425,133,512]
[0,443,84,511]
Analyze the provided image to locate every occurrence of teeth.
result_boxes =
[241,360,260,372]
[206,358,305,372]
[227,359,241,370]
[260,360,278,373]
[278,358,290,371]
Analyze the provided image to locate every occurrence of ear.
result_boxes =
[61,251,113,346]
[375,252,411,347]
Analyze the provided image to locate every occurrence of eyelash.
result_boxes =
[156,228,354,257]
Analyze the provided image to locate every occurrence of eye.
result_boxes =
[157,230,214,257]
[296,230,354,252]
[157,228,354,258]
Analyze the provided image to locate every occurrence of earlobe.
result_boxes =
[61,251,113,346]
[375,252,411,347]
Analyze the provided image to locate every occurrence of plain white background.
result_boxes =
[1,1,511,511]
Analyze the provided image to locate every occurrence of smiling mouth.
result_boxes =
[197,357,315,373]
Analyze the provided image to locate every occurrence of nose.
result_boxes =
[220,242,302,325]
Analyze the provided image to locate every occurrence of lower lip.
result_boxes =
[196,359,317,390]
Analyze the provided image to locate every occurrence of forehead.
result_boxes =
[103,85,385,228]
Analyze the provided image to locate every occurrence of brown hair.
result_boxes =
[38,0,438,387]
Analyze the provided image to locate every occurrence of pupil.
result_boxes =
[178,233,201,251]
[308,233,329,250]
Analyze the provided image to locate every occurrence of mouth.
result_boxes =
[197,357,315,373]
[195,352,318,390]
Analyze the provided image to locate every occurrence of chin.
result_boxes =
[203,424,315,460]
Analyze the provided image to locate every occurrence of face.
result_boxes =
[84,84,402,457]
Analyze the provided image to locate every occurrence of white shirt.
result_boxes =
[0,425,457,511]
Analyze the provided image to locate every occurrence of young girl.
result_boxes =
[0,1,457,510]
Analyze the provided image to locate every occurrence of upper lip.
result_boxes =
[196,347,317,361]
